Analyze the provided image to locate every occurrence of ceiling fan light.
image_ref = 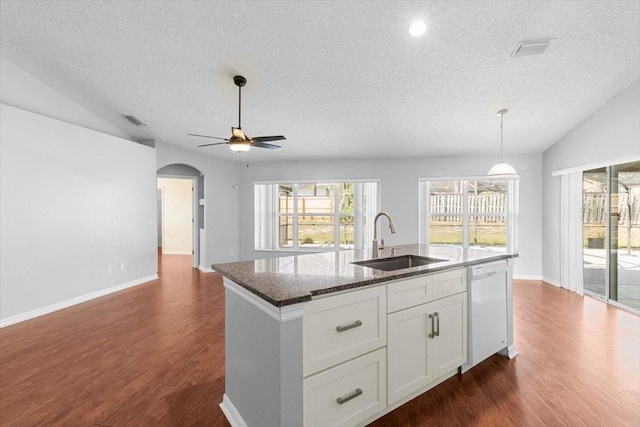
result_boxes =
[487,162,518,177]
[229,142,251,152]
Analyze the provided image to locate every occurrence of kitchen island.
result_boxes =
[213,244,518,427]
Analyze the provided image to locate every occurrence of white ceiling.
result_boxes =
[1,1,638,162]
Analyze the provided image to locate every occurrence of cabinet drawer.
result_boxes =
[304,348,386,427]
[304,285,386,376]
[387,275,431,313]
[432,268,466,300]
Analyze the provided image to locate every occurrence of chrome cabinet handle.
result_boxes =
[428,314,435,338]
[435,312,440,337]
[337,388,363,405]
[336,320,362,332]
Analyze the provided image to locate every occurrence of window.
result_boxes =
[255,181,379,251]
[419,178,518,253]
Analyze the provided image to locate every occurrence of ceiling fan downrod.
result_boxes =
[234,75,247,130]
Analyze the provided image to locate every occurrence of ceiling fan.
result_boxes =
[188,75,286,152]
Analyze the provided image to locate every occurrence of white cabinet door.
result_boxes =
[387,292,467,405]
[387,304,432,404]
[428,292,467,379]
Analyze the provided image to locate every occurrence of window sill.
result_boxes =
[255,247,354,253]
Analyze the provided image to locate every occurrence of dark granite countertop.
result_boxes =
[213,244,518,307]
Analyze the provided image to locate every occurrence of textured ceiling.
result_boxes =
[1,1,639,162]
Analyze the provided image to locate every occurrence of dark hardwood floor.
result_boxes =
[1,254,638,426]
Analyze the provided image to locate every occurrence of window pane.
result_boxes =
[429,217,462,245]
[339,183,354,215]
[468,180,507,214]
[299,215,334,247]
[468,215,507,248]
[298,183,334,216]
[279,215,293,248]
[429,181,463,218]
[297,183,316,196]
[278,185,294,214]
[339,215,354,247]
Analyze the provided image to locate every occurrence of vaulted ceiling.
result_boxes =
[1,1,638,162]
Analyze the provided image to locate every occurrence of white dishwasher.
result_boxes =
[461,260,508,372]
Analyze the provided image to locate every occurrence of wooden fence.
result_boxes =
[429,193,505,223]
[430,192,640,225]
[583,193,640,224]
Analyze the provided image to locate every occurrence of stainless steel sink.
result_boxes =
[352,255,447,271]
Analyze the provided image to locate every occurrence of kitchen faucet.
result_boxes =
[372,211,396,258]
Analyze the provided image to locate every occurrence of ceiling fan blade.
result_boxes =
[232,127,247,140]
[188,133,229,141]
[252,141,282,150]
[197,142,228,147]
[251,135,286,142]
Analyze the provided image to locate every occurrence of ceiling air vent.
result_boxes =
[512,40,551,57]
[124,115,147,127]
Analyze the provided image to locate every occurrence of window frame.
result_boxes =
[255,179,380,252]
[418,176,519,253]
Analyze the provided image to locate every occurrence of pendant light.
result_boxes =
[487,109,517,177]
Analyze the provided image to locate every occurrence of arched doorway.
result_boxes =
[157,164,203,268]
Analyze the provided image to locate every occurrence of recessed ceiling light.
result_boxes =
[408,21,426,37]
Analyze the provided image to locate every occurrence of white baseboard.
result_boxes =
[513,274,543,281]
[0,274,159,328]
[198,265,215,273]
[541,275,562,287]
[162,251,191,255]
[220,394,247,427]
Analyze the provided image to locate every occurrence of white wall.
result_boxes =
[0,56,130,141]
[239,154,543,279]
[158,178,193,255]
[0,104,158,324]
[155,141,241,266]
[542,80,640,285]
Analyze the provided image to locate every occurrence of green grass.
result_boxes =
[429,224,506,246]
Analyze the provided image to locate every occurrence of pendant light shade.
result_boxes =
[488,109,517,177]
[487,162,517,176]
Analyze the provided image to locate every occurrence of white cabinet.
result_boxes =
[303,285,386,376]
[387,285,467,405]
[303,285,387,427]
[387,293,467,404]
[387,303,432,403]
[429,293,467,379]
[302,268,469,424]
[303,348,386,427]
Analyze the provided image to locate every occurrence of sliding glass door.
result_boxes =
[583,161,640,311]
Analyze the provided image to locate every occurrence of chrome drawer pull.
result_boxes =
[336,320,362,332]
[428,314,435,338]
[434,312,440,337]
[336,388,363,405]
